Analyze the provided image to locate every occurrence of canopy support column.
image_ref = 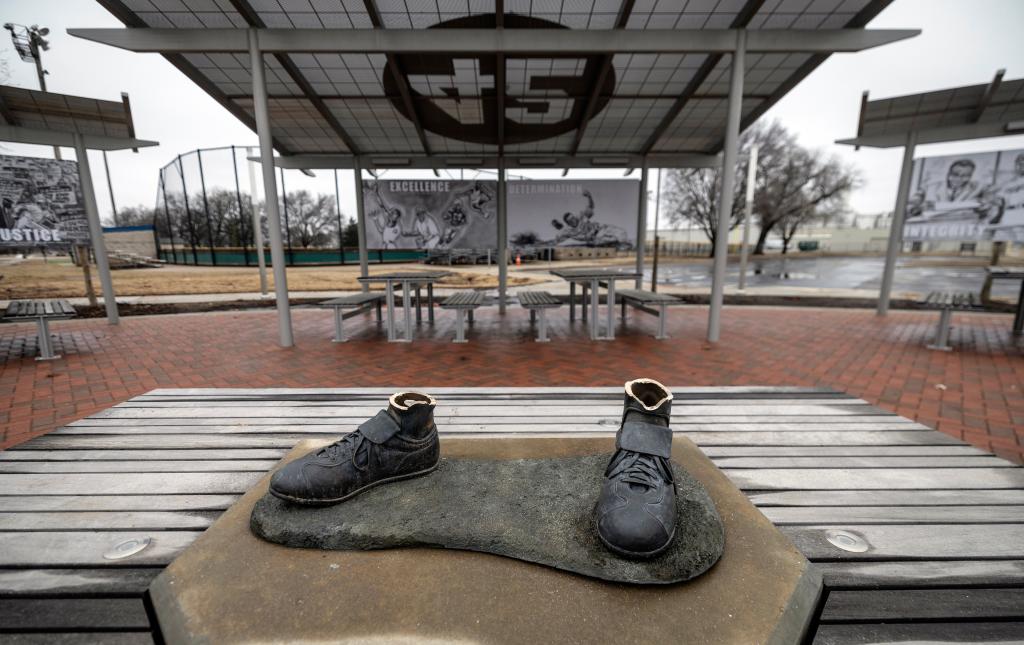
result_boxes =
[249,28,293,347]
[707,29,745,343]
[72,133,118,324]
[246,146,269,296]
[635,163,649,289]
[738,144,758,291]
[878,130,917,316]
[497,160,508,314]
[353,157,369,292]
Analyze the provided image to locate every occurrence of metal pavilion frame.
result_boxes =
[0,86,158,325]
[837,70,1024,316]
[71,18,917,347]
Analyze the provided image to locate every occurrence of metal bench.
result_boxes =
[440,291,485,343]
[615,289,683,340]
[319,293,384,343]
[2,299,77,360]
[919,291,983,351]
[517,291,562,342]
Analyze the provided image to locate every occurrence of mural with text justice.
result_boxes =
[361,178,638,250]
[904,148,1024,242]
[0,155,90,247]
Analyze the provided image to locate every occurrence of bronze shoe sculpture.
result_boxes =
[269,392,440,505]
[595,378,677,558]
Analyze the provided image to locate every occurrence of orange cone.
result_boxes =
[515,253,522,266]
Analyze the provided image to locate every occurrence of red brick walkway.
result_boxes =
[2,305,1022,462]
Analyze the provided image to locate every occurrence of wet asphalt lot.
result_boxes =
[643,255,1022,300]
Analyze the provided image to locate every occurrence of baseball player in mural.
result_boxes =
[549,189,629,248]
[453,181,494,219]
[405,209,442,249]
[367,182,404,249]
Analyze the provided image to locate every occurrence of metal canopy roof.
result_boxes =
[838,70,1024,148]
[0,85,157,151]
[86,0,902,166]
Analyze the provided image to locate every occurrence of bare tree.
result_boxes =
[761,149,860,254]
[283,190,337,248]
[660,120,859,255]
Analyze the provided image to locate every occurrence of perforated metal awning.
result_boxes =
[839,70,1024,148]
[0,85,154,150]
[84,0,907,166]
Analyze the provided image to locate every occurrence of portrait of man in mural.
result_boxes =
[908,158,993,221]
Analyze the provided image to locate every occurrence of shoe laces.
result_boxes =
[608,451,671,491]
[317,430,371,470]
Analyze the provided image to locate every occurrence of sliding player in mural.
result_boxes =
[366,182,405,249]
[549,190,630,248]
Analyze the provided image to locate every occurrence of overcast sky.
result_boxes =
[2,0,1023,225]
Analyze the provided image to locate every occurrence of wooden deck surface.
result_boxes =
[1,387,1022,643]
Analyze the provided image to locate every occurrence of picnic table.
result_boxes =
[356,270,451,342]
[2,299,76,360]
[1,386,1022,642]
[987,266,1024,335]
[550,267,642,340]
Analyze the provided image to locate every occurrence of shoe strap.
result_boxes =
[358,410,402,444]
[616,421,672,459]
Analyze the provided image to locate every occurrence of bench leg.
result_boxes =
[376,299,382,323]
[1014,280,1024,336]
[621,299,627,320]
[605,279,616,340]
[401,281,413,342]
[536,309,550,343]
[332,307,346,343]
[428,283,435,324]
[530,309,536,324]
[582,282,588,324]
[656,303,669,340]
[384,282,397,341]
[415,286,423,325]
[569,282,575,322]
[927,308,953,351]
[454,309,467,343]
[35,318,59,361]
[468,309,474,325]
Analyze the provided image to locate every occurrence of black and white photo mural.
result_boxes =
[905,148,1024,242]
[0,155,90,247]
[362,179,497,250]
[507,180,638,250]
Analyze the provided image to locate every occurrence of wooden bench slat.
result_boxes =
[815,560,1024,589]
[0,598,151,631]
[813,622,1024,645]
[921,290,983,310]
[821,589,1024,621]
[0,568,161,597]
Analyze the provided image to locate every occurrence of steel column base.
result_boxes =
[35,318,60,361]
[926,308,953,351]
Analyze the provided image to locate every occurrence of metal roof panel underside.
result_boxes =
[99,0,894,160]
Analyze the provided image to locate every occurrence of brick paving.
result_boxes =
[1,305,1022,463]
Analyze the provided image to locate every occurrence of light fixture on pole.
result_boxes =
[4,23,60,160]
